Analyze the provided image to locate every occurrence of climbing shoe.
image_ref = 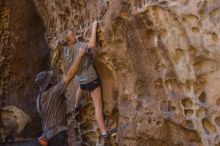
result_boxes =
[100,128,118,142]
[74,106,81,113]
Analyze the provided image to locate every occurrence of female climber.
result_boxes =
[60,20,117,141]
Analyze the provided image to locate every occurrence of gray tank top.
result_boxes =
[63,41,98,84]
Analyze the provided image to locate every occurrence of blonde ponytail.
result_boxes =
[51,40,63,67]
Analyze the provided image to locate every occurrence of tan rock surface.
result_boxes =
[1,0,220,146]
[0,0,50,143]
[0,105,31,140]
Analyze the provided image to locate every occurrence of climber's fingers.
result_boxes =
[83,27,89,37]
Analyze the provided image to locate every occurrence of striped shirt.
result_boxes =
[37,79,67,139]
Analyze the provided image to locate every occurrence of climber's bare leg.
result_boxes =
[75,86,84,108]
[90,86,107,134]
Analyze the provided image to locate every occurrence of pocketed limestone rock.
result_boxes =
[0,105,31,142]
[2,0,220,146]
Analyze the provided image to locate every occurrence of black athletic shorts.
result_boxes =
[80,78,101,92]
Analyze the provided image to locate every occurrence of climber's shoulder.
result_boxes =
[75,41,89,55]
[77,41,88,48]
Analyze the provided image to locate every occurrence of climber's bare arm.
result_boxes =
[88,21,98,49]
[64,47,86,85]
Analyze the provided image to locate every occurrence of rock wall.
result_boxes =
[1,0,220,146]
[0,0,50,142]
[33,0,220,145]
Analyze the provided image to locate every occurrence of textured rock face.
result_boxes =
[32,0,220,146]
[0,0,50,142]
[1,0,220,146]
[0,105,31,141]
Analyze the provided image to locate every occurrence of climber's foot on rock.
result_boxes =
[74,106,80,114]
[100,128,118,143]
[107,128,118,137]
[74,103,83,114]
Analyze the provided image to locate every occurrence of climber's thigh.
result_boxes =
[48,131,68,146]
[90,86,103,108]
